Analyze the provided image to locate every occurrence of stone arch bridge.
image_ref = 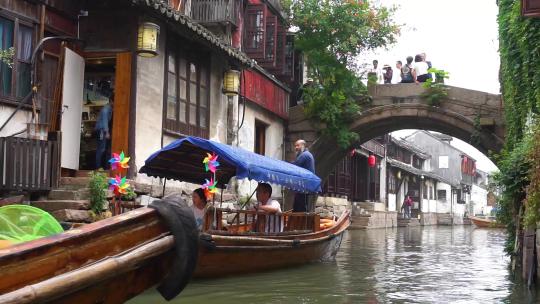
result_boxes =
[286,84,504,179]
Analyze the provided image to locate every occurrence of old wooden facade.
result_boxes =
[0,0,297,195]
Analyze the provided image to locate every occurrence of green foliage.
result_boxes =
[367,73,378,87]
[0,47,15,68]
[498,0,540,148]
[121,187,137,201]
[523,125,540,227]
[289,0,400,148]
[492,135,532,254]
[88,171,108,215]
[496,0,540,254]
[421,68,449,106]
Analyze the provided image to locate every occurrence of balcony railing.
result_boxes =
[190,0,239,28]
[0,136,61,191]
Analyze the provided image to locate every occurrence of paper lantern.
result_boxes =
[368,155,376,167]
[223,70,240,96]
[137,22,160,58]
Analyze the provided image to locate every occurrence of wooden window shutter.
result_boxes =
[275,24,286,73]
[263,14,277,66]
[244,4,265,59]
[523,0,540,17]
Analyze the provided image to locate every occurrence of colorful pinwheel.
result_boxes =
[109,151,130,170]
[109,175,130,197]
[202,152,220,173]
[201,177,218,199]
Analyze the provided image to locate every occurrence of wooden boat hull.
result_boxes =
[0,208,174,304]
[469,216,505,228]
[0,208,350,302]
[194,211,350,278]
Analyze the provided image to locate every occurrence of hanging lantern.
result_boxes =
[368,155,376,167]
[223,70,240,96]
[396,170,402,180]
[137,22,160,58]
[350,149,356,157]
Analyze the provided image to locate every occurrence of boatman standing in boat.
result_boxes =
[292,139,315,212]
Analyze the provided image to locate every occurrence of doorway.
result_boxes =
[77,52,131,172]
[80,57,115,170]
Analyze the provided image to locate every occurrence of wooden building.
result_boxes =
[0,0,295,195]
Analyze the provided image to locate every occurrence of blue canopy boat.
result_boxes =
[0,138,348,303]
[139,136,322,193]
[139,136,349,278]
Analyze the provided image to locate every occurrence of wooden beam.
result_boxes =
[112,53,132,155]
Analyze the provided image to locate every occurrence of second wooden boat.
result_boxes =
[469,216,505,228]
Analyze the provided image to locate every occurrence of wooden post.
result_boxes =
[313,214,320,232]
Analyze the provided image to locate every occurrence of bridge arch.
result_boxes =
[307,103,503,178]
[288,83,506,179]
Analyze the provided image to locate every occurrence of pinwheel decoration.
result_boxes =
[201,177,218,199]
[202,152,220,173]
[109,151,130,171]
[109,175,130,197]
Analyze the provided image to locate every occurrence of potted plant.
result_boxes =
[120,187,140,211]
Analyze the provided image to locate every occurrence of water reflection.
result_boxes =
[129,226,537,303]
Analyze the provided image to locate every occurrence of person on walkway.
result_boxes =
[253,183,283,233]
[400,56,415,83]
[368,59,383,84]
[412,54,430,83]
[401,195,413,219]
[383,64,393,84]
[191,188,208,230]
[292,139,315,212]
[422,52,433,81]
[95,93,113,169]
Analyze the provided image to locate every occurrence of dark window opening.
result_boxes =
[254,120,267,155]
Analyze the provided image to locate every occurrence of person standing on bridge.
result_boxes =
[292,139,315,212]
[413,54,430,83]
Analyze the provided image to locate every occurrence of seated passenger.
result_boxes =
[191,188,208,230]
[253,183,283,233]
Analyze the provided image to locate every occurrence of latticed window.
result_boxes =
[244,5,265,56]
[388,172,397,194]
[164,45,210,138]
[0,16,33,102]
[264,15,276,62]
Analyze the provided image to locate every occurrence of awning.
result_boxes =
[139,137,322,193]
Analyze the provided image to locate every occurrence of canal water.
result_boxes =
[129,226,538,303]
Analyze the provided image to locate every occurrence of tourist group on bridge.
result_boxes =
[369,53,433,84]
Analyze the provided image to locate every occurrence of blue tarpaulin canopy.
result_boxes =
[139,137,321,193]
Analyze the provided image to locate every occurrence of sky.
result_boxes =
[365,0,500,173]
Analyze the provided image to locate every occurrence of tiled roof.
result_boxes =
[133,0,255,67]
[386,158,458,187]
[391,137,431,159]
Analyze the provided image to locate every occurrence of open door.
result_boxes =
[111,53,131,155]
[60,48,85,170]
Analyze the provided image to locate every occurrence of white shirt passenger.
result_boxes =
[413,61,429,76]
[256,199,283,233]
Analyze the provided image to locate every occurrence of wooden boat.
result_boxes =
[469,215,505,228]
[0,137,349,302]
[0,207,175,304]
[0,207,349,303]
[195,207,350,278]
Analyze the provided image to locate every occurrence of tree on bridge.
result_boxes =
[283,0,400,148]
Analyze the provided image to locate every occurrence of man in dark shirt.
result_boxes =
[292,139,315,212]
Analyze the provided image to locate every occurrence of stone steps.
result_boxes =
[30,200,91,212]
[397,218,420,227]
[48,188,91,200]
